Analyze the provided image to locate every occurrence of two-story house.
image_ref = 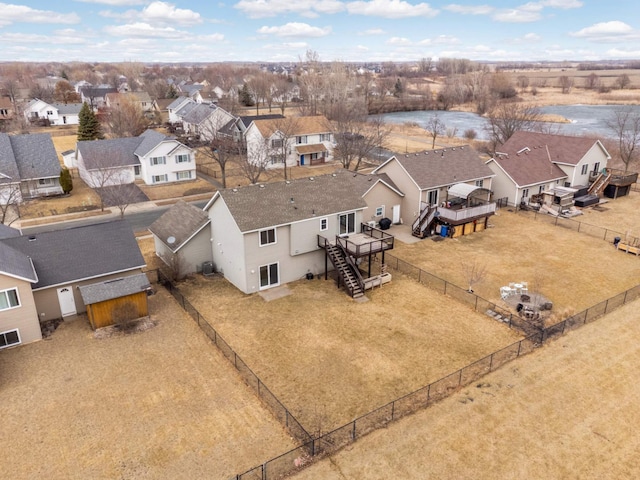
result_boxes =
[0,132,64,204]
[245,116,334,170]
[180,103,236,142]
[23,99,83,125]
[76,129,195,187]
[486,131,612,207]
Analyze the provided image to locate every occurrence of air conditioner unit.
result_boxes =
[202,261,215,275]
[367,220,376,228]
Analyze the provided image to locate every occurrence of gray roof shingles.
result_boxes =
[52,103,83,115]
[1,220,145,290]
[2,133,61,180]
[216,171,367,233]
[0,242,37,283]
[0,223,21,239]
[149,200,210,252]
[0,133,20,183]
[134,129,170,157]
[79,273,151,305]
[181,103,217,125]
[384,145,494,190]
[77,137,142,170]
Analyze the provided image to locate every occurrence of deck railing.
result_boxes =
[436,203,496,223]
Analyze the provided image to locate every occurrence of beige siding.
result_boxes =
[362,182,404,224]
[0,275,41,347]
[154,228,212,275]
[486,161,519,207]
[377,160,422,222]
[32,269,144,322]
[209,198,247,292]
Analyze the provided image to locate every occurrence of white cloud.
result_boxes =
[346,0,438,18]
[571,21,634,39]
[387,37,412,45]
[605,47,640,59]
[357,45,369,51]
[197,33,225,42]
[258,23,331,37]
[100,2,202,27]
[443,4,494,15]
[103,22,187,39]
[0,3,80,26]
[77,0,146,5]
[235,0,344,19]
[433,34,460,44]
[539,0,583,8]
[359,28,386,35]
[492,5,543,23]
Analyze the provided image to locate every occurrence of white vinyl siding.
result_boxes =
[0,288,20,311]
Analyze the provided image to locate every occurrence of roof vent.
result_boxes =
[285,180,291,184]
[452,148,456,151]
[232,188,238,192]
[28,235,36,241]
[167,236,176,245]
[332,173,337,177]
[309,177,314,181]
[290,197,294,203]
[517,147,530,154]
[259,184,265,188]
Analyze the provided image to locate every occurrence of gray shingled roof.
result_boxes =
[9,133,61,180]
[52,102,83,115]
[175,101,197,117]
[0,133,20,184]
[240,114,284,128]
[1,220,145,290]
[79,273,151,305]
[380,145,494,190]
[499,131,606,166]
[149,200,210,253]
[489,148,568,187]
[0,223,21,239]
[181,103,217,125]
[214,171,367,233]
[134,129,170,157]
[77,137,142,170]
[346,171,404,197]
[0,242,37,283]
[167,96,190,110]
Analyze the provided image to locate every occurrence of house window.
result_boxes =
[259,263,279,289]
[320,133,331,142]
[152,174,168,183]
[593,162,600,173]
[475,179,484,187]
[522,188,529,200]
[38,178,54,186]
[427,190,438,206]
[271,139,283,148]
[296,135,308,144]
[150,156,166,165]
[46,110,53,116]
[375,206,384,217]
[259,228,276,246]
[0,109,8,116]
[270,156,283,165]
[339,212,356,235]
[0,329,20,349]
[176,171,192,180]
[320,218,328,231]
[539,185,545,194]
[176,154,191,163]
[581,164,588,175]
[134,165,141,176]
[0,288,20,311]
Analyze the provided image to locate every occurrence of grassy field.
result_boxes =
[291,297,640,479]
[0,289,297,480]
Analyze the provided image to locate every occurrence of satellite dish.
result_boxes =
[167,236,176,245]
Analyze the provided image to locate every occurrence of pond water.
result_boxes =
[375,104,640,141]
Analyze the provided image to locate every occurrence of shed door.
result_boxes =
[57,287,77,317]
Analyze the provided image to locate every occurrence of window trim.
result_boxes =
[320,217,328,231]
[375,206,384,217]
[259,262,280,289]
[149,156,167,166]
[581,164,588,175]
[259,228,277,246]
[0,329,21,350]
[176,171,192,180]
[175,154,191,163]
[338,212,356,236]
[152,174,168,184]
[0,288,20,311]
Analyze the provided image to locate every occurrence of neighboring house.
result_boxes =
[0,221,147,348]
[346,171,405,226]
[180,103,236,142]
[78,86,118,110]
[486,131,611,206]
[149,200,212,277]
[0,132,64,204]
[105,91,157,114]
[167,96,198,124]
[203,171,370,294]
[155,98,176,124]
[245,115,334,170]
[176,83,204,103]
[23,99,83,125]
[77,129,196,187]
[373,145,496,225]
[0,96,14,123]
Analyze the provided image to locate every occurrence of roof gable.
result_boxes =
[149,200,210,252]
[500,131,607,166]
[0,242,38,283]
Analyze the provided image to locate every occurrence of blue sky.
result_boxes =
[1,0,639,63]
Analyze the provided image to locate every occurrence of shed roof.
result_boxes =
[79,273,150,305]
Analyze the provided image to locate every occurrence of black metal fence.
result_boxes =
[156,270,312,449]
[156,260,640,480]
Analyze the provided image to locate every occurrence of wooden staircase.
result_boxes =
[588,170,612,196]
[323,242,364,298]
[412,204,437,238]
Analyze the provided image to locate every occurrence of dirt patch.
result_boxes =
[0,289,296,480]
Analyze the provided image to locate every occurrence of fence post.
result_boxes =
[391,401,395,421]
[444,281,447,295]
[603,228,608,241]
[352,421,356,441]
[516,340,522,357]
[458,368,463,387]
[604,299,610,314]
[578,222,581,233]
[489,352,494,371]
[474,295,478,312]
[624,290,628,305]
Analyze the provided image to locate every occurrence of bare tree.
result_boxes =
[516,75,529,92]
[486,103,542,152]
[99,183,143,217]
[54,80,81,104]
[461,259,488,293]
[584,73,600,90]
[558,75,573,94]
[161,251,188,282]
[199,112,242,188]
[0,184,21,225]
[251,116,301,180]
[615,73,631,90]
[606,108,640,172]
[274,76,293,116]
[418,57,433,75]
[236,137,270,184]
[246,72,271,115]
[106,96,149,137]
[331,106,390,171]
[425,114,445,149]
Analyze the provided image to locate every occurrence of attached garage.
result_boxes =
[79,273,151,330]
